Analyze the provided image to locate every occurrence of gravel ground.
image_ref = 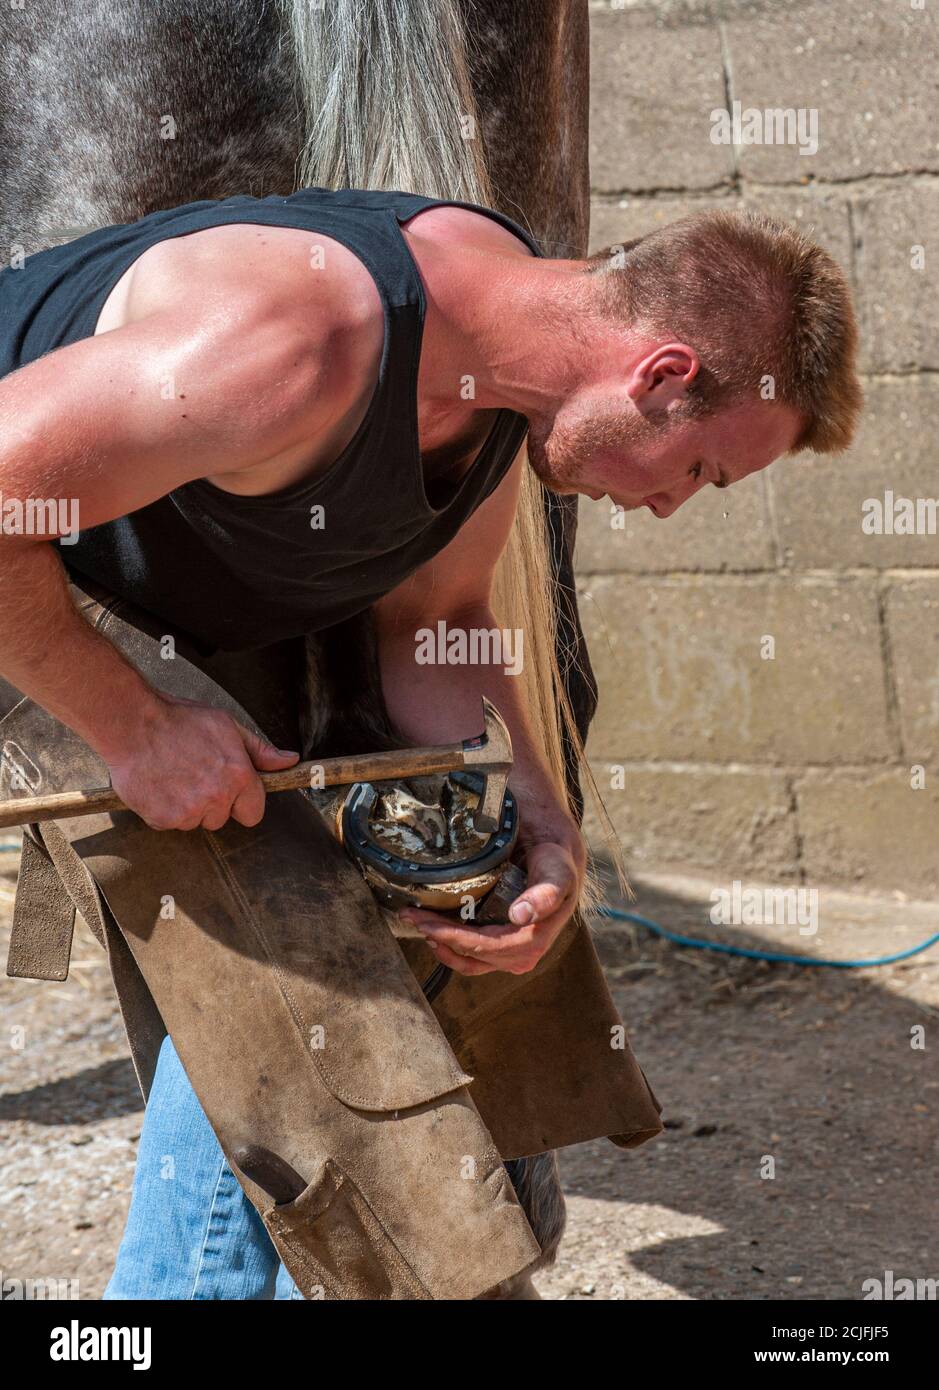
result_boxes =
[2,845,937,1301]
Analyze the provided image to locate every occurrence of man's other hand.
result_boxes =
[397,838,584,977]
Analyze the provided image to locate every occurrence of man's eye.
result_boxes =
[689,462,703,480]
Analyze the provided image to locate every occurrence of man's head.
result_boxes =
[525,209,861,516]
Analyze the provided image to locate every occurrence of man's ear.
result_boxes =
[626,342,699,412]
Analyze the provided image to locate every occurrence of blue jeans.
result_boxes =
[104,1035,302,1300]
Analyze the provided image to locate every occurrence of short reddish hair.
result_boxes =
[584,209,862,453]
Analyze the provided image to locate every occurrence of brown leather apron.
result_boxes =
[3,580,662,1298]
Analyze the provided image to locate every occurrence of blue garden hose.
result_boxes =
[1,829,934,971]
[597,905,939,970]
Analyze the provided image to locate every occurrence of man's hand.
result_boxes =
[398,833,586,977]
[374,452,588,979]
[106,693,299,832]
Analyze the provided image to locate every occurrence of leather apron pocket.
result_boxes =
[263,1158,432,1300]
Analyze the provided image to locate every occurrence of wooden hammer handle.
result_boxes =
[0,743,467,829]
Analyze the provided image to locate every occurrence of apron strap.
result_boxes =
[6,828,75,982]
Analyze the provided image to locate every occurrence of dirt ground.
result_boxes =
[1,838,937,1301]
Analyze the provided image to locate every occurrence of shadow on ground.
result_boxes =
[535,869,939,1300]
[2,863,937,1299]
[0,1057,139,1126]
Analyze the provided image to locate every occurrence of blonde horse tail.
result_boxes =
[279,0,627,908]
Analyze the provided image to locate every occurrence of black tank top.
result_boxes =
[0,188,542,651]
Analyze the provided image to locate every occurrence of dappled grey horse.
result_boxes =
[0,0,597,1289]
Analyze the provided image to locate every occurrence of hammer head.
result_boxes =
[461,697,513,833]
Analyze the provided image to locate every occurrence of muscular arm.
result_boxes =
[0,302,323,825]
[373,448,586,976]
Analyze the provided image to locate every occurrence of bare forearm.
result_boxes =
[0,541,161,760]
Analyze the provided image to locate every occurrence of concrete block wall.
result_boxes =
[579,0,939,894]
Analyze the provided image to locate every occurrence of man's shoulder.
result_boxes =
[114,221,382,449]
[119,220,381,346]
[401,203,537,261]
